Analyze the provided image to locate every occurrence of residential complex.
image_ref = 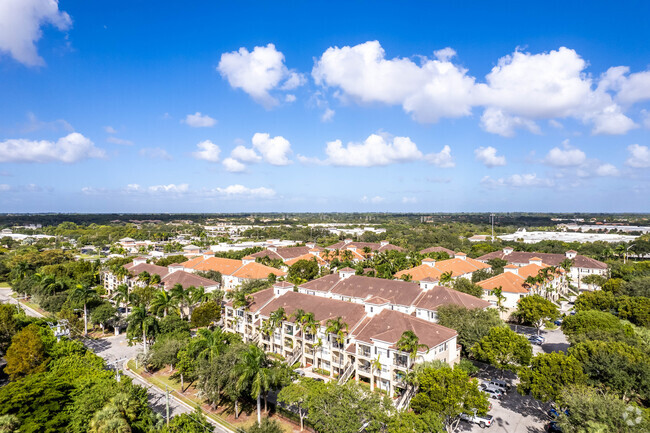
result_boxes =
[394,252,491,283]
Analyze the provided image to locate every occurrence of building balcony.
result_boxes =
[357,347,371,358]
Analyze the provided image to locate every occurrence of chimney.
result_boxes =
[504,264,519,275]
[380,240,389,247]
[242,256,255,265]
[344,238,353,244]
[503,247,514,255]
[133,257,147,266]
[455,252,467,260]
[268,246,277,252]
[529,257,543,266]
[565,250,577,260]
[422,258,436,267]
[339,268,355,280]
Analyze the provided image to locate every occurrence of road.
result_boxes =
[1,287,230,432]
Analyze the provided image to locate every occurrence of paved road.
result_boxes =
[0,288,44,318]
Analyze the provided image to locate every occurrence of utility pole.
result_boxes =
[490,213,496,243]
[166,385,170,426]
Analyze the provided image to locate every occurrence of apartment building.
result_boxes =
[477,247,607,291]
[223,287,460,400]
[393,252,491,283]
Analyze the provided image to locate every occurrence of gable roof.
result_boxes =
[231,262,286,279]
[161,271,218,290]
[419,246,455,255]
[257,291,367,330]
[413,286,491,311]
[224,287,276,313]
[394,257,490,281]
[331,275,422,306]
[284,253,327,267]
[477,251,607,270]
[354,309,457,352]
[125,263,169,279]
[249,245,325,261]
[299,273,342,293]
[476,272,529,294]
[394,264,442,282]
[326,241,404,253]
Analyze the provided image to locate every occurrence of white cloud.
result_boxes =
[218,44,302,108]
[479,107,540,137]
[0,133,105,163]
[222,157,246,172]
[549,119,563,129]
[595,163,619,177]
[104,126,117,134]
[251,133,292,165]
[231,145,262,163]
[481,173,554,188]
[544,141,587,166]
[600,66,650,105]
[139,147,172,160]
[361,195,385,204]
[321,108,335,122]
[183,112,216,128]
[313,42,638,136]
[285,94,296,103]
[211,184,276,199]
[626,144,650,168]
[192,140,221,162]
[313,41,477,123]
[425,145,455,168]
[474,146,506,167]
[107,136,134,146]
[0,0,72,67]
[642,110,650,129]
[321,134,423,167]
[148,184,188,193]
[402,196,417,204]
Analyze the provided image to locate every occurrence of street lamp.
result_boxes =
[624,244,636,264]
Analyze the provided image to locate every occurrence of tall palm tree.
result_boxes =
[189,285,209,316]
[291,309,308,358]
[137,271,151,286]
[112,284,130,317]
[151,289,176,317]
[233,344,271,425]
[269,307,287,353]
[127,305,157,353]
[493,286,507,317]
[113,266,130,287]
[193,327,228,362]
[396,330,428,373]
[302,313,320,366]
[149,273,161,285]
[170,284,191,319]
[230,289,253,310]
[35,274,65,296]
[69,283,98,335]
[325,317,348,376]
[439,271,453,287]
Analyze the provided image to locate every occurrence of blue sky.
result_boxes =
[0,0,649,213]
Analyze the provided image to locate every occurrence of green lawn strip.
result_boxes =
[0,282,10,288]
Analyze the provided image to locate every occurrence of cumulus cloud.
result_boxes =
[599,66,650,105]
[139,147,172,160]
[231,145,262,163]
[0,133,105,163]
[626,144,650,168]
[107,136,134,146]
[313,42,641,136]
[192,140,221,162]
[0,0,72,67]
[123,184,189,194]
[222,157,246,173]
[595,163,619,177]
[211,184,276,199]
[474,146,506,167]
[321,108,335,122]
[481,173,554,188]
[183,112,216,128]
[218,44,304,108]
[425,145,455,168]
[320,134,424,167]
[544,141,587,166]
[251,133,292,165]
[361,195,385,204]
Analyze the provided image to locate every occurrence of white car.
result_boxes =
[460,413,494,428]
[479,384,503,399]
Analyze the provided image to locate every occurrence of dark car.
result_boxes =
[546,421,563,432]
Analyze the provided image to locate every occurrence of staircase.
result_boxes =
[251,333,260,344]
[396,385,417,410]
[338,363,355,384]
[286,346,302,366]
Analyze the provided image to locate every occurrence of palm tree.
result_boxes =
[170,284,191,319]
[151,289,177,317]
[89,404,130,433]
[396,330,428,373]
[69,283,98,335]
[440,271,453,287]
[112,284,130,317]
[193,327,228,362]
[302,313,319,365]
[189,286,209,316]
[230,289,253,310]
[137,271,151,286]
[149,273,161,285]
[291,309,308,358]
[269,307,287,353]
[493,286,507,317]
[127,305,157,353]
[233,344,271,425]
[325,317,348,377]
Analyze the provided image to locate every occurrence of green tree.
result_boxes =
[4,323,48,380]
[238,418,284,433]
[127,306,158,353]
[410,364,489,433]
[91,302,117,334]
[471,326,532,372]
[436,305,503,355]
[0,303,20,354]
[518,352,586,402]
[288,259,319,283]
[561,310,634,343]
[387,412,444,433]
[396,330,429,372]
[451,278,483,298]
[69,283,99,335]
[515,294,559,335]
[111,284,130,317]
[277,377,323,431]
[190,300,221,328]
[170,284,191,319]
[439,271,453,287]
[151,289,177,318]
[233,344,271,425]
[325,316,348,376]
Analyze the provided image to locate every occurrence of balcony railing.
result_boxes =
[358,364,371,373]
[394,358,409,368]
[357,347,371,357]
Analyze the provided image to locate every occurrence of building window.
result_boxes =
[370,307,374,312]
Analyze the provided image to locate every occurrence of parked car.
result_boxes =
[529,335,545,345]
[486,378,510,391]
[546,421,563,432]
[479,384,503,399]
[554,318,563,326]
[460,413,494,428]
[549,408,569,418]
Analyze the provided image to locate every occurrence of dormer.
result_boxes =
[133,257,148,266]
[306,242,316,249]
[349,246,357,252]
[268,246,277,253]
[419,277,438,291]
[364,296,389,316]
[242,256,255,265]
[309,248,320,256]
[339,267,355,279]
[344,238,353,244]
[422,258,436,267]
[380,240,389,247]
[504,264,519,275]
[455,252,467,260]
[529,257,543,266]
[503,247,514,255]
[273,281,294,296]
[565,250,577,260]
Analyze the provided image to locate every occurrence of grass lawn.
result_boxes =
[127,362,298,432]
[0,282,10,288]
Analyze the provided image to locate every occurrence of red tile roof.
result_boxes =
[413,286,491,311]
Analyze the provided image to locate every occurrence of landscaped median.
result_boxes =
[124,359,298,433]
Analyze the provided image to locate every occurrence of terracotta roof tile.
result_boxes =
[413,286,491,311]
